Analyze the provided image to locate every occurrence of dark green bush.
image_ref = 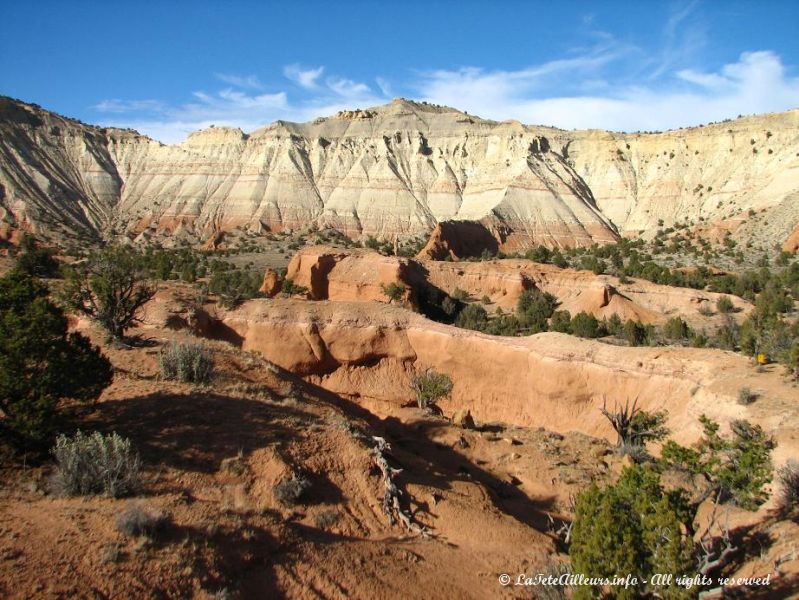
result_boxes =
[0,271,112,448]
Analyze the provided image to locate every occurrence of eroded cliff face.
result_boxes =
[217,299,798,463]
[1,95,798,247]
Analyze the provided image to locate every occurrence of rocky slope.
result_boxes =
[1,95,798,248]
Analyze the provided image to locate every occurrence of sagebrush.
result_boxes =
[51,431,141,497]
[159,340,214,383]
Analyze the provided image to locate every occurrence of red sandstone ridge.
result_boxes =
[218,298,799,463]
[282,246,751,325]
[285,246,423,307]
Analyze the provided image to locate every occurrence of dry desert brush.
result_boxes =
[600,398,669,452]
[51,430,141,497]
[158,340,214,383]
[115,503,171,538]
[411,368,453,411]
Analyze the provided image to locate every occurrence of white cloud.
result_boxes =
[416,51,799,132]
[283,64,324,89]
[376,77,393,97]
[214,73,263,89]
[94,99,166,113]
[93,47,799,144]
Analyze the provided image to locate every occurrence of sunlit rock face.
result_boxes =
[1,96,797,248]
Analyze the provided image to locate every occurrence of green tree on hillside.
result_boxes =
[61,245,156,339]
[0,271,112,448]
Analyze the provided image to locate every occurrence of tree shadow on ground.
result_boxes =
[87,391,317,474]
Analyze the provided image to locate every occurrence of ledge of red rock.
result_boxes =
[219,298,798,461]
[285,246,425,307]
[282,246,752,325]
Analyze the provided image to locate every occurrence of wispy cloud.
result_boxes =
[283,64,324,89]
[93,99,167,113]
[91,15,799,145]
[417,51,799,131]
[214,73,263,89]
[94,68,384,142]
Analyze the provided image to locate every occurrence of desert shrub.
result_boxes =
[313,509,340,529]
[411,369,453,410]
[380,282,406,302]
[281,278,308,297]
[713,314,740,350]
[115,504,171,537]
[454,303,488,331]
[698,303,714,317]
[51,431,141,497]
[14,233,60,278]
[664,316,692,342]
[451,287,470,301]
[158,341,214,383]
[737,386,757,405]
[0,271,112,448]
[61,245,156,339]
[273,474,311,505]
[660,416,774,509]
[570,465,694,600]
[484,314,523,336]
[550,310,572,333]
[605,313,623,336]
[209,269,262,308]
[600,401,669,450]
[622,319,653,346]
[716,296,735,314]
[777,460,799,515]
[569,311,604,338]
[517,289,559,333]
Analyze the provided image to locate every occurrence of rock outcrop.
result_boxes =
[282,246,751,324]
[2,96,797,247]
[218,299,798,462]
[417,220,500,260]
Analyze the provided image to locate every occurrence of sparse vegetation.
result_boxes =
[411,369,453,410]
[61,245,156,339]
[381,282,406,302]
[51,431,141,498]
[158,340,214,383]
[273,474,311,505]
[737,386,757,405]
[777,459,799,515]
[115,504,171,538]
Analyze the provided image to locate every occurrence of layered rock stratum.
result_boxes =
[1,95,797,248]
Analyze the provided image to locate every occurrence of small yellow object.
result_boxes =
[756,353,768,365]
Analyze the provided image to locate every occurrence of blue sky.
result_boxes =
[2,1,798,142]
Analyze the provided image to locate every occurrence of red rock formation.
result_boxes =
[784,221,799,253]
[219,299,799,460]
[417,221,499,260]
[259,268,282,297]
[284,246,751,325]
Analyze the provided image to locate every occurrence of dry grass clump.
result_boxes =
[115,503,171,538]
[51,431,140,497]
[158,340,214,383]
